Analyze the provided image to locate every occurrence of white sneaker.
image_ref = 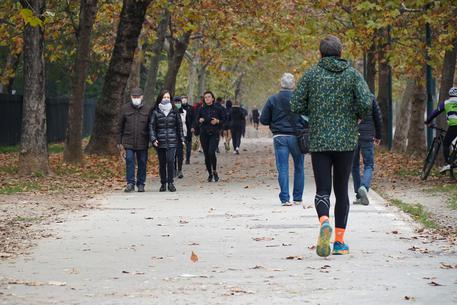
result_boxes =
[357,186,369,206]
[440,164,451,173]
[281,201,292,206]
[353,198,362,205]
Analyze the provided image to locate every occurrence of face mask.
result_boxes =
[161,99,171,104]
[175,103,182,109]
[131,97,142,106]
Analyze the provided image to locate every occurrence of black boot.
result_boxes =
[159,184,166,192]
[207,174,213,182]
[137,184,145,192]
[168,183,176,192]
[213,171,219,182]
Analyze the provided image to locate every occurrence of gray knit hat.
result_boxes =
[280,73,295,90]
[131,87,143,96]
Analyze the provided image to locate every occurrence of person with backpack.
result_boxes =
[149,90,185,192]
[260,73,307,206]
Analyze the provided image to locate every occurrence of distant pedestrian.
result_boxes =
[252,106,260,130]
[260,73,306,207]
[194,91,226,182]
[173,96,187,179]
[222,100,233,152]
[230,101,245,154]
[117,87,151,193]
[352,94,382,206]
[149,90,185,192]
[291,35,371,257]
[181,96,194,164]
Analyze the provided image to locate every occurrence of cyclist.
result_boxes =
[424,86,457,173]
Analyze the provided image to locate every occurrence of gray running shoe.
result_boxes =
[357,186,369,206]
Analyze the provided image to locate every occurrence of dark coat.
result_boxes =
[117,102,151,150]
[194,103,226,135]
[358,96,382,142]
[260,90,307,135]
[182,103,194,137]
[230,106,246,128]
[149,108,185,149]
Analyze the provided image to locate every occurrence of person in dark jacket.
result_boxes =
[223,100,233,152]
[260,73,307,206]
[181,96,194,164]
[352,95,382,206]
[194,90,226,182]
[117,87,151,193]
[173,96,187,179]
[252,106,260,130]
[230,101,245,154]
[149,90,185,192]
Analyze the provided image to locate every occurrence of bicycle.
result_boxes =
[420,125,457,180]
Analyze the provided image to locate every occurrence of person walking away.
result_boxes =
[352,94,382,206]
[192,98,204,153]
[194,91,226,182]
[223,100,233,152]
[425,86,457,172]
[291,35,371,257]
[117,87,151,193]
[173,96,187,179]
[230,101,245,154]
[260,73,306,207]
[181,96,194,164]
[252,106,260,130]
[149,90,185,192]
[241,104,248,138]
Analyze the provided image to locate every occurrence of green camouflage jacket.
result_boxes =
[291,56,372,152]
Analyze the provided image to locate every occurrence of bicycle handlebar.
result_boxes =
[425,123,446,133]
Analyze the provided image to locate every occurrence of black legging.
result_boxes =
[157,148,176,184]
[200,130,219,174]
[443,126,457,163]
[231,125,243,150]
[311,151,354,229]
[185,134,192,162]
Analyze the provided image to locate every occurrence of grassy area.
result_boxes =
[0,143,64,154]
[390,199,439,229]
[0,181,41,195]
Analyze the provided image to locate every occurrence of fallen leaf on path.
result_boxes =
[180,273,208,278]
[179,220,189,224]
[250,265,265,269]
[428,281,444,286]
[191,251,199,263]
[285,256,304,260]
[440,262,457,269]
[48,281,67,286]
[404,296,416,301]
[188,242,199,246]
[252,237,274,242]
[144,217,153,220]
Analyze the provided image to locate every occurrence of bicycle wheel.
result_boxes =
[421,137,441,180]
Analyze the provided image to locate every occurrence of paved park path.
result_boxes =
[1,129,456,304]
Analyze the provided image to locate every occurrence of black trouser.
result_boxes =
[311,151,354,229]
[175,142,183,171]
[185,133,192,162]
[231,125,243,149]
[200,130,219,174]
[157,148,176,184]
[443,126,457,163]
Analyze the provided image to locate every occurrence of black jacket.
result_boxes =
[230,106,246,128]
[118,102,151,150]
[149,108,185,149]
[194,103,226,135]
[358,96,382,142]
[260,90,307,135]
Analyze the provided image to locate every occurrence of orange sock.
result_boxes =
[319,216,329,225]
[335,227,345,243]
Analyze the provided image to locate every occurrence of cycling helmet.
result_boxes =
[449,87,457,97]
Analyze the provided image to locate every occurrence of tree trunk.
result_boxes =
[63,0,98,164]
[85,0,151,155]
[164,31,191,96]
[377,29,390,146]
[234,72,245,102]
[435,39,457,163]
[18,0,49,175]
[406,79,426,157]
[143,10,169,105]
[392,79,415,153]
[188,53,197,104]
[0,50,22,94]
[197,64,206,98]
[366,40,376,94]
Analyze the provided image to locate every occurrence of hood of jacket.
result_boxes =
[318,56,350,73]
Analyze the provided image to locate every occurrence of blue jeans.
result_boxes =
[352,141,374,194]
[126,149,148,186]
[273,135,305,203]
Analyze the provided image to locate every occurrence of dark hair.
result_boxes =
[154,90,173,109]
[225,99,232,108]
[203,91,215,105]
[319,35,342,58]
[216,97,223,103]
